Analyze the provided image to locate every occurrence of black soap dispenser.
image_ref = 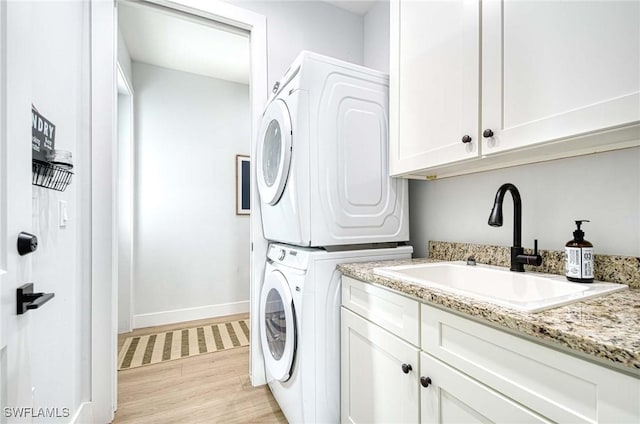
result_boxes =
[565,220,594,283]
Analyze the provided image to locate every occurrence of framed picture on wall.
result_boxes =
[236,155,250,215]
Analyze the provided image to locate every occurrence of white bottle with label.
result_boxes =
[565,220,594,283]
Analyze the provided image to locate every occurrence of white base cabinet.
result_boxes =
[341,276,640,423]
[421,304,640,423]
[420,352,547,424]
[341,308,419,424]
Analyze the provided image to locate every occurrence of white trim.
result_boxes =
[116,64,135,334]
[69,402,92,424]
[132,301,250,329]
[91,1,117,422]
[116,63,134,95]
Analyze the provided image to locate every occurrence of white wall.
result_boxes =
[29,0,91,420]
[132,62,251,327]
[410,147,640,258]
[231,0,364,89]
[363,0,390,72]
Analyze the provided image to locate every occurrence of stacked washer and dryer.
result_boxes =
[257,51,411,423]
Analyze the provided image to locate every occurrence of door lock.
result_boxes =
[17,232,38,256]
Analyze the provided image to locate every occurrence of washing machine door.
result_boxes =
[257,99,292,206]
[260,269,296,381]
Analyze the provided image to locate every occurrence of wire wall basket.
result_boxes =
[32,160,73,192]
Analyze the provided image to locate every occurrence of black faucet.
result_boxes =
[488,183,542,272]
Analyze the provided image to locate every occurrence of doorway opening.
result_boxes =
[108,0,272,420]
[116,0,252,332]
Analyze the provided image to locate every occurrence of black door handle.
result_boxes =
[401,363,412,374]
[17,283,55,315]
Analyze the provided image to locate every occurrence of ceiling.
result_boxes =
[323,0,378,15]
[118,2,250,84]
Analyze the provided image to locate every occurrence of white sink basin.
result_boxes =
[373,262,627,313]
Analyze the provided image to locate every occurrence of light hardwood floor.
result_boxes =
[113,314,287,424]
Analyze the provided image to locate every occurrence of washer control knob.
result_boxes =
[278,249,286,261]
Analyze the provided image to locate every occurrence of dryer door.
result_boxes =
[257,99,293,206]
[260,269,297,381]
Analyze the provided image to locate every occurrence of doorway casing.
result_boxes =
[91,0,268,421]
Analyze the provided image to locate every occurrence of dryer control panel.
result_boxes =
[267,243,314,271]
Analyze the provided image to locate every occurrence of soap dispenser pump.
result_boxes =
[565,220,594,283]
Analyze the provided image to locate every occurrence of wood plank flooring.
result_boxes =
[113,314,287,424]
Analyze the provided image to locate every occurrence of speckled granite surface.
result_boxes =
[338,257,640,375]
[428,241,640,288]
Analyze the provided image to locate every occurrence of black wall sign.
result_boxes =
[32,106,55,162]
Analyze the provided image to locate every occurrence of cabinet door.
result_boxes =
[389,0,480,176]
[482,0,640,155]
[420,353,549,424]
[341,307,419,424]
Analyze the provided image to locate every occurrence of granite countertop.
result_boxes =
[338,258,640,376]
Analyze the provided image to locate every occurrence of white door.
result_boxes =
[420,352,549,423]
[389,0,480,176]
[341,308,419,424]
[482,0,640,155]
[1,1,41,419]
[1,2,91,422]
[260,269,297,382]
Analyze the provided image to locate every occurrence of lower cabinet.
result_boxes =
[340,276,640,423]
[420,352,547,423]
[340,301,542,424]
[341,307,419,423]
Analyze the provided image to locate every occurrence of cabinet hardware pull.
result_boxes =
[420,376,432,388]
[401,363,412,374]
[461,135,472,143]
[483,129,494,138]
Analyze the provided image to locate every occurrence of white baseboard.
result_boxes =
[69,402,92,424]
[132,300,250,329]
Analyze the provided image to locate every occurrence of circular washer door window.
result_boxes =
[259,270,296,381]
[257,99,292,206]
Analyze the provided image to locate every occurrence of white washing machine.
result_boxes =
[256,51,409,247]
[259,242,413,423]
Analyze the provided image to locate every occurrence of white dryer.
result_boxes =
[257,51,409,247]
[259,242,413,423]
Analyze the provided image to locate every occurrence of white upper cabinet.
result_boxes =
[390,0,640,178]
[389,0,480,175]
[482,0,640,155]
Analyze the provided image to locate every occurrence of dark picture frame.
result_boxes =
[236,155,250,215]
